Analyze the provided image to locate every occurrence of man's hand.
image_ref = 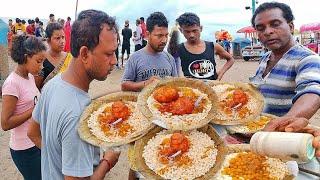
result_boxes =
[264,116,320,156]
[217,71,223,81]
[144,76,160,87]
[103,150,121,168]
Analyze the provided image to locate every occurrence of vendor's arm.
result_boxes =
[214,43,235,80]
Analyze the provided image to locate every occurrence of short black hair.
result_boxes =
[9,19,12,22]
[251,2,294,27]
[15,18,20,23]
[11,36,46,64]
[49,14,54,17]
[176,12,200,27]
[140,17,144,21]
[146,12,168,32]
[71,9,117,58]
[21,20,26,24]
[67,17,71,21]
[27,19,32,24]
[39,21,43,26]
[45,22,63,40]
[35,17,39,23]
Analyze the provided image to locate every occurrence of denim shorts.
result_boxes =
[10,146,41,180]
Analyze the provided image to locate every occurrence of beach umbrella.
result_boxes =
[300,22,320,33]
[237,26,256,33]
[237,26,256,39]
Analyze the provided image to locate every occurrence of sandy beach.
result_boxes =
[1,59,319,180]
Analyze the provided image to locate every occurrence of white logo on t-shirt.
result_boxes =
[188,60,215,78]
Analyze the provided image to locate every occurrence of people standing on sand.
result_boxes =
[34,22,72,89]
[246,2,320,156]
[1,36,46,180]
[121,12,178,92]
[121,20,132,68]
[28,9,120,179]
[133,19,143,52]
[176,12,234,81]
[64,17,71,52]
[140,17,147,47]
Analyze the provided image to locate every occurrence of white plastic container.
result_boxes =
[250,131,315,164]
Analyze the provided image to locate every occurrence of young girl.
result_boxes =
[1,36,46,180]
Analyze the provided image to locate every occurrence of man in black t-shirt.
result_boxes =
[121,20,132,67]
[176,13,234,80]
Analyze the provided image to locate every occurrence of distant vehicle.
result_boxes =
[241,45,266,61]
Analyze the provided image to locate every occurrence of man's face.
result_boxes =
[180,24,202,44]
[86,26,117,81]
[147,25,168,52]
[254,8,294,51]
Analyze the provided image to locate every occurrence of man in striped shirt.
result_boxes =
[250,2,320,155]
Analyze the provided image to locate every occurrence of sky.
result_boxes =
[1,0,319,40]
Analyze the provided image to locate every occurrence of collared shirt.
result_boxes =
[252,44,320,116]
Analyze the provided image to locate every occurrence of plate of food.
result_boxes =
[226,113,277,134]
[78,92,155,148]
[208,81,264,125]
[129,125,227,180]
[214,144,295,180]
[137,77,218,130]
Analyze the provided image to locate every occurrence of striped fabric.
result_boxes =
[252,44,320,116]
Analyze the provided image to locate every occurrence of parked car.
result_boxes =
[241,45,266,61]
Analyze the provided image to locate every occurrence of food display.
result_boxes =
[78,92,154,148]
[138,78,218,130]
[214,151,293,180]
[226,113,277,134]
[208,81,264,125]
[130,126,227,180]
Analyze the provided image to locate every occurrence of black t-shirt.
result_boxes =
[122,27,132,46]
[178,41,218,80]
[40,59,54,79]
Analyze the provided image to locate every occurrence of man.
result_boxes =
[121,20,132,67]
[48,13,56,24]
[250,2,320,156]
[140,17,147,47]
[176,12,234,80]
[121,12,178,92]
[26,19,35,36]
[132,19,143,51]
[27,10,120,179]
[14,18,25,35]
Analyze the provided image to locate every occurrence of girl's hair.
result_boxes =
[167,30,180,58]
[11,36,46,64]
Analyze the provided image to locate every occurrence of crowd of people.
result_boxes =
[7,13,72,52]
[1,1,320,180]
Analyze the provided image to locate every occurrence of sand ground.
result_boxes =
[1,59,319,180]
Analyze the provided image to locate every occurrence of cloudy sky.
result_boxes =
[1,0,319,40]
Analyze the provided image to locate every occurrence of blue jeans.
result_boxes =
[10,146,41,180]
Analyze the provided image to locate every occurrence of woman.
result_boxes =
[1,36,46,180]
[35,22,72,89]
[167,29,184,77]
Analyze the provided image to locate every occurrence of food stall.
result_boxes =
[300,22,320,54]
